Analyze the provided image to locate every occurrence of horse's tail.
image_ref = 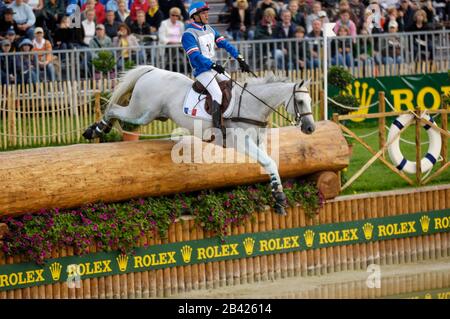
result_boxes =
[82,65,155,140]
[109,65,155,105]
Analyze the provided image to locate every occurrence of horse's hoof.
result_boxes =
[274,203,287,216]
[82,124,99,140]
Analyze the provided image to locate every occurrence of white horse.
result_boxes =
[83,66,315,215]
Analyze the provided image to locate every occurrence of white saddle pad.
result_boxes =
[182,87,236,121]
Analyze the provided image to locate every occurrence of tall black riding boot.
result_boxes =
[211,100,222,130]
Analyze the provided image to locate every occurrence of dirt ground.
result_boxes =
[169,257,450,299]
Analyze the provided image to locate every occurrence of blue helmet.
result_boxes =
[188,1,209,18]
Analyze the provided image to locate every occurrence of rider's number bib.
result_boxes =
[198,33,215,59]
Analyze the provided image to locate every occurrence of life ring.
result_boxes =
[387,113,441,174]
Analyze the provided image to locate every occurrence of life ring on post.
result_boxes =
[387,113,441,175]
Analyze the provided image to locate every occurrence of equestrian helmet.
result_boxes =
[189,1,209,18]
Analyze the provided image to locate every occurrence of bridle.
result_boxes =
[285,81,313,125]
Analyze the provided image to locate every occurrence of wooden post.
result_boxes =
[441,96,448,167]
[415,109,422,184]
[378,91,386,158]
[94,92,101,144]
[319,90,325,121]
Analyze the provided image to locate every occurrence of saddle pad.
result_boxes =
[182,87,235,121]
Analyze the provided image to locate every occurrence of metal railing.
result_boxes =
[0,30,449,86]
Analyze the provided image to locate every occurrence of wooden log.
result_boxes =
[307,171,341,200]
[0,123,349,216]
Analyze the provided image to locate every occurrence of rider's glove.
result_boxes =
[237,55,251,73]
[211,63,225,74]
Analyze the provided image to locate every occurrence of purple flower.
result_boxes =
[138,198,145,205]
[92,224,99,231]
[208,216,214,222]
[23,215,33,221]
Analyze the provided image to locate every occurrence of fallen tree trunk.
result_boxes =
[0,122,349,216]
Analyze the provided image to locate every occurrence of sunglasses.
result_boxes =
[171,14,180,17]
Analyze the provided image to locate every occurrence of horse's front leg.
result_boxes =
[237,135,288,215]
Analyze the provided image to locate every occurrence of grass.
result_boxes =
[341,119,450,195]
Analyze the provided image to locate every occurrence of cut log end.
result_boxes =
[308,171,341,200]
[0,223,8,239]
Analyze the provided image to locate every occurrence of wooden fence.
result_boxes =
[0,184,448,299]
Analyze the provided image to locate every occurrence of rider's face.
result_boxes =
[197,10,209,24]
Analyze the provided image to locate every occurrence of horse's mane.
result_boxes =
[245,72,289,85]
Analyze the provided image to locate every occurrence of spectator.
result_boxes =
[115,0,129,23]
[336,0,359,28]
[383,7,404,32]
[158,0,188,21]
[146,0,162,32]
[349,0,365,31]
[365,1,384,33]
[296,0,310,16]
[15,38,37,83]
[333,9,357,38]
[354,27,374,70]
[228,0,252,41]
[287,0,306,28]
[32,26,56,81]
[131,9,153,45]
[274,9,297,70]
[113,23,143,67]
[254,0,279,25]
[43,0,65,32]
[82,0,106,24]
[0,39,15,84]
[82,8,96,45]
[399,0,416,30]
[331,24,352,66]
[105,0,118,12]
[53,15,84,50]
[408,9,433,60]
[305,18,322,68]
[105,9,120,38]
[254,7,277,65]
[158,6,184,70]
[305,1,322,33]
[129,0,148,22]
[0,8,19,40]
[0,0,7,16]
[89,23,112,48]
[416,0,434,25]
[9,0,36,39]
[381,20,403,65]
[25,0,43,27]
[291,25,306,69]
[5,29,18,50]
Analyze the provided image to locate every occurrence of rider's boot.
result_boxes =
[272,182,287,216]
[212,100,226,145]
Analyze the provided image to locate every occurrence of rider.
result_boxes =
[181,1,251,132]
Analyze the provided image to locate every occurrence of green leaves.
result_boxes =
[328,66,355,91]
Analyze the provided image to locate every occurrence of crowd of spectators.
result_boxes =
[224,0,450,69]
[0,0,190,83]
[0,0,449,83]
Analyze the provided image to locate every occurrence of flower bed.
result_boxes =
[1,180,323,264]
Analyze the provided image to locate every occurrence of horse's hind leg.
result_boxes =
[236,136,287,215]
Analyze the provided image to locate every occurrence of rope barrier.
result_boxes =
[327,97,378,110]
[342,129,379,139]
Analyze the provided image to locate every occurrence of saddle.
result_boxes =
[192,80,233,115]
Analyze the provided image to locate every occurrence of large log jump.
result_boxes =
[0,122,349,216]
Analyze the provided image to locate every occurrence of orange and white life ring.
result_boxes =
[387,113,441,174]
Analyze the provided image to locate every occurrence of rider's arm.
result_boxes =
[182,32,214,69]
[213,28,239,59]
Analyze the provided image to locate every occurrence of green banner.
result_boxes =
[329,73,450,122]
[0,209,449,292]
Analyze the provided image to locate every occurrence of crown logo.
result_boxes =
[181,245,193,263]
[420,216,430,233]
[116,254,129,272]
[304,230,315,248]
[362,223,374,240]
[343,81,376,123]
[243,237,255,256]
[49,262,62,281]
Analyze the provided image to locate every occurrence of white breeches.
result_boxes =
[196,70,229,104]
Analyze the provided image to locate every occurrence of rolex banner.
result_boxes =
[328,72,450,122]
[0,209,449,291]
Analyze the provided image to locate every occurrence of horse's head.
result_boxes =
[285,80,315,135]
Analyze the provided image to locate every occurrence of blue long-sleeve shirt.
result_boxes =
[182,22,239,77]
